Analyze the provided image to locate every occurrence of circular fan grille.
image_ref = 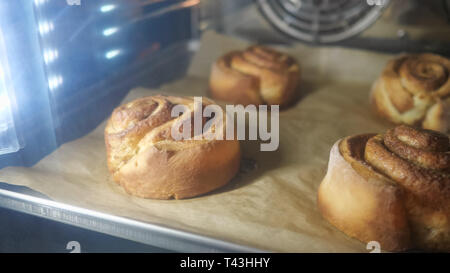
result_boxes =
[258,0,389,43]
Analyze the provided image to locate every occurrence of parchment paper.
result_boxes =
[0,31,397,252]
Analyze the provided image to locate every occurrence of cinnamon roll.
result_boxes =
[318,125,450,252]
[371,53,450,132]
[105,95,241,199]
[209,45,301,107]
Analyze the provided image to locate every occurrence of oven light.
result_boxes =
[100,4,116,13]
[0,67,13,133]
[105,49,121,59]
[48,75,63,90]
[0,47,20,154]
[103,27,118,36]
[38,21,54,35]
[43,49,58,64]
[0,93,9,117]
[0,67,9,114]
[34,0,48,6]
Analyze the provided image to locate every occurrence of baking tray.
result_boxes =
[0,39,266,252]
[0,186,264,252]
[0,30,399,253]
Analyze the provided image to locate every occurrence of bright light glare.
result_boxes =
[34,0,48,6]
[0,92,9,114]
[48,75,63,90]
[43,49,59,64]
[0,66,13,136]
[0,86,11,132]
[38,21,54,35]
[0,67,9,113]
[103,27,118,36]
[100,5,116,12]
[105,49,121,59]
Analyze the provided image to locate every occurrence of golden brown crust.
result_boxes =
[318,125,450,252]
[209,46,301,107]
[383,126,449,170]
[318,135,411,252]
[105,95,241,199]
[371,53,450,132]
[364,127,450,210]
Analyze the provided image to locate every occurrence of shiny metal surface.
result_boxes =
[257,0,388,43]
[0,188,265,252]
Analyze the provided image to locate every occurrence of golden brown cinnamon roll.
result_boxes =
[318,125,450,252]
[209,46,301,107]
[105,95,241,199]
[371,53,450,132]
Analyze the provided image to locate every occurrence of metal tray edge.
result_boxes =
[0,188,266,253]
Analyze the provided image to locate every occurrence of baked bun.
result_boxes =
[105,95,241,199]
[318,125,450,252]
[371,53,450,132]
[209,45,301,107]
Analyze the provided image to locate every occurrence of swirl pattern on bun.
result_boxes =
[209,46,301,107]
[318,125,449,252]
[105,95,241,199]
[371,53,450,132]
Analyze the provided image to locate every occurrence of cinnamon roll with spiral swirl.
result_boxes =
[209,46,301,107]
[371,53,450,132]
[105,95,241,199]
[318,125,449,252]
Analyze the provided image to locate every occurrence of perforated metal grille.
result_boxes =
[258,0,389,43]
